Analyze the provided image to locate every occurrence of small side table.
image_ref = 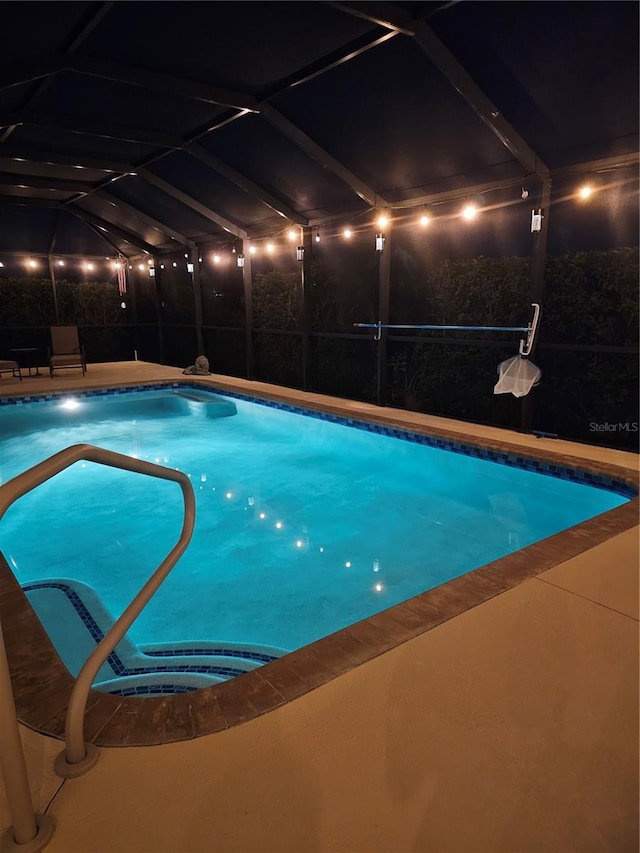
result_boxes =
[9,348,42,377]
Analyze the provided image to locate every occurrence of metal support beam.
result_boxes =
[377,228,391,406]
[330,2,415,34]
[0,171,95,193]
[261,104,386,207]
[332,2,549,178]
[188,143,307,225]
[139,168,248,237]
[0,196,63,209]
[65,3,114,53]
[0,124,18,142]
[0,113,184,148]
[241,238,254,379]
[70,56,259,112]
[412,23,549,178]
[95,190,192,246]
[0,55,64,92]
[263,30,399,95]
[82,220,130,257]
[68,205,157,254]
[520,178,551,433]
[0,143,133,173]
[190,246,205,355]
[300,227,313,390]
[152,256,166,363]
[48,211,62,324]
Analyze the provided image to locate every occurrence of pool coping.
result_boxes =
[0,377,638,748]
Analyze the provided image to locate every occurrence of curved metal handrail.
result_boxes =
[0,443,195,776]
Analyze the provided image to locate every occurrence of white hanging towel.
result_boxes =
[494,355,542,398]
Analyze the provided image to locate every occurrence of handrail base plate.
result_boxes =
[1,814,55,853]
[54,742,99,779]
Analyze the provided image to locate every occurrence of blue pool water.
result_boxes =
[0,386,629,693]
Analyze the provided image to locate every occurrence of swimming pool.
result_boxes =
[0,383,633,701]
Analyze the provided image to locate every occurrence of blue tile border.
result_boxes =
[3,381,636,500]
[22,580,275,694]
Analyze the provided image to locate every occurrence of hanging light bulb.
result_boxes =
[266,241,275,254]
[249,245,257,255]
[419,213,430,227]
[343,228,352,239]
[462,204,478,221]
[288,228,297,242]
[377,213,389,228]
[579,184,593,200]
[314,226,320,243]
[213,253,220,264]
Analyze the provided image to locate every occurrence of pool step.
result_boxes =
[23,579,286,696]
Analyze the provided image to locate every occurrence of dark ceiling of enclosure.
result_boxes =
[0,0,637,258]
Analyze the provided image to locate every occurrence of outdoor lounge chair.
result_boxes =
[0,359,22,380]
[48,326,86,377]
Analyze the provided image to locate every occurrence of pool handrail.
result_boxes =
[0,443,196,783]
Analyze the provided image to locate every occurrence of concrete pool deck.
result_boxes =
[0,361,638,852]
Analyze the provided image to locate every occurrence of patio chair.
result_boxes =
[0,359,22,381]
[48,326,87,377]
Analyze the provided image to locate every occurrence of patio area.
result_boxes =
[0,362,637,852]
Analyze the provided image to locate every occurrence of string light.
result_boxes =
[579,185,593,200]
[57,259,65,267]
[213,253,220,264]
[419,214,430,227]
[462,204,478,221]
[266,242,275,254]
[314,226,320,243]
[343,228,352,239]
[377,214,389,228]
[249,245,257,255]
[287,228,298,242]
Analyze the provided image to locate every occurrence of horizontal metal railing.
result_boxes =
[0,444,195,844]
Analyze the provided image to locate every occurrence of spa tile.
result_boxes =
[256,660,312,703]
[315,628,372,669]
[105,699,157,745]
[399,595,451,629]
[82,694,124,742]
[157,693,195,742]
[14,672,71,721]
[347,615,404,653]
[284,647,347,691]
[190,689,229,738]
[123,696,176,746]
[237,670,287,715]
[215,679,262,728]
